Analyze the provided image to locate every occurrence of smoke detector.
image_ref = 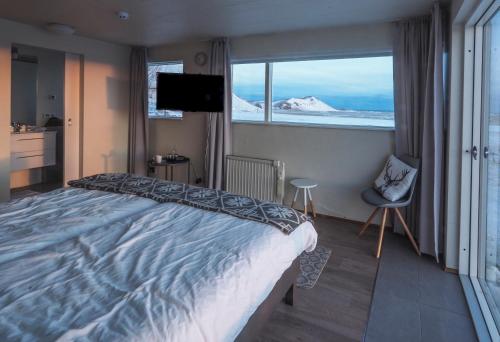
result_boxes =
[45,23,75,35]
[117,11,129,20]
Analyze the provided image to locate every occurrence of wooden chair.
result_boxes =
[358,155,421,258]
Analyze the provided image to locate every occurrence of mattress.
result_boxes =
[0,188,317,341]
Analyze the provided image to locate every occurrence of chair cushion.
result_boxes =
[361,188,409,208]
[374,155,417,202]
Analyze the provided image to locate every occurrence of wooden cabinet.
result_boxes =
[10,132,57,171]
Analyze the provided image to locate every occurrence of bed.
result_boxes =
[0,175,317,341]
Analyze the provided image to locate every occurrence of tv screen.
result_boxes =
[156,73,224,112]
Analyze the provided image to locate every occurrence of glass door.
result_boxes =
[478,7,500,327]
[469,3,500,337]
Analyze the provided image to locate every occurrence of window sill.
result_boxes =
[461,275,496,341]
[149,116,183,121]
[232,120,395,132]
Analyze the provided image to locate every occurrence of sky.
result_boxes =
[232,56,394,99]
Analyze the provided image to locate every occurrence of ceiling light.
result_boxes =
[117,11,129,20]
[45,23,75,35]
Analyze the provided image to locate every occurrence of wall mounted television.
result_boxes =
[156,73,224,112]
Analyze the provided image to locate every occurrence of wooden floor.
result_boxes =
[10,181,62,200]
[258,216,380,342]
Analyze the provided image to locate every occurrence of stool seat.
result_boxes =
[290,179,317,218]
[290,178,317,189]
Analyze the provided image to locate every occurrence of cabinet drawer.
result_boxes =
[10,149,56,171]
[11,132,56,153]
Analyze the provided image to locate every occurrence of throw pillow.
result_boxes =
[374,155,417,202]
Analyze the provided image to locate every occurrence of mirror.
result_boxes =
[10,44,65,129]
[11,45,38,126]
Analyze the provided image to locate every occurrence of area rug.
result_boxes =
[296,244,332,289]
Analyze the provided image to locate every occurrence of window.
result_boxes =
[148,62,183,119]
[272,57,394,127]
[232,56,394,128]
[232,63,266,121]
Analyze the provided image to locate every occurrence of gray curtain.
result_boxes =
[205,38,232,190]
[393,4,445,260]
[128,47,149,176]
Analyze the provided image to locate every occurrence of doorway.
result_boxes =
[9,44,82,200]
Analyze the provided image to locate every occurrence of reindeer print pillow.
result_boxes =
[374,155,417,202]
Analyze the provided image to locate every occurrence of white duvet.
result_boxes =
[0,188,317,341]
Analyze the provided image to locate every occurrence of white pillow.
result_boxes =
[374,155,417,202]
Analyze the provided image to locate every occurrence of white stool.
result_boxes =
[290,178,318,218]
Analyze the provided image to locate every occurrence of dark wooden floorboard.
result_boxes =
[258,216,380,342]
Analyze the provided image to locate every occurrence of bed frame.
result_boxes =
[235,258,300,341]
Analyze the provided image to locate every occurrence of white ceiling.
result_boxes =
[0,0,438,47]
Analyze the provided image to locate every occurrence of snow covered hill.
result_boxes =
[273,96,337,112]
[233,94,338,113]
[233,94,263,112]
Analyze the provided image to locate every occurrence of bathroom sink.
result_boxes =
[11,127,47,134]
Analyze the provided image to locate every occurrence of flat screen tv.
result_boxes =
[156,73,224,112]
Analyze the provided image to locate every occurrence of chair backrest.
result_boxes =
[398,154,420,203]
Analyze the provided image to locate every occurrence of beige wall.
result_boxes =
[148,23,395,221]
[0,18,130,201]
[233,124,394,220]
[0,41,10,201]
[231,23,393,61]
[149,114,208,184]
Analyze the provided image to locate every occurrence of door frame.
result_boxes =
[63,53,83,185]
[459,1,500,339]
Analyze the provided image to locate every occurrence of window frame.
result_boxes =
[458,1,500,340]
[231,53,395,131]
[147,60,184,120]
[231,61,267,123]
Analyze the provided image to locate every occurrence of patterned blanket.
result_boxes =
[68,173,309,234]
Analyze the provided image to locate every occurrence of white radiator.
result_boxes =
[225,155,285,204]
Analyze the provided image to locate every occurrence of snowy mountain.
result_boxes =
[253,101,265,109]
[273,96,337,112]
[232,94,263,112]
[233,95,338,113]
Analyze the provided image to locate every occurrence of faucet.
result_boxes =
[11,122,27,133]
[11,122,20,133]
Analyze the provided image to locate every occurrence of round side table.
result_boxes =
[290,178,318,218]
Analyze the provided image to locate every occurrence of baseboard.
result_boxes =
[314,212,365,225]
[312,212,394,229]
[289,204,369,226]
[444,267,459,274]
